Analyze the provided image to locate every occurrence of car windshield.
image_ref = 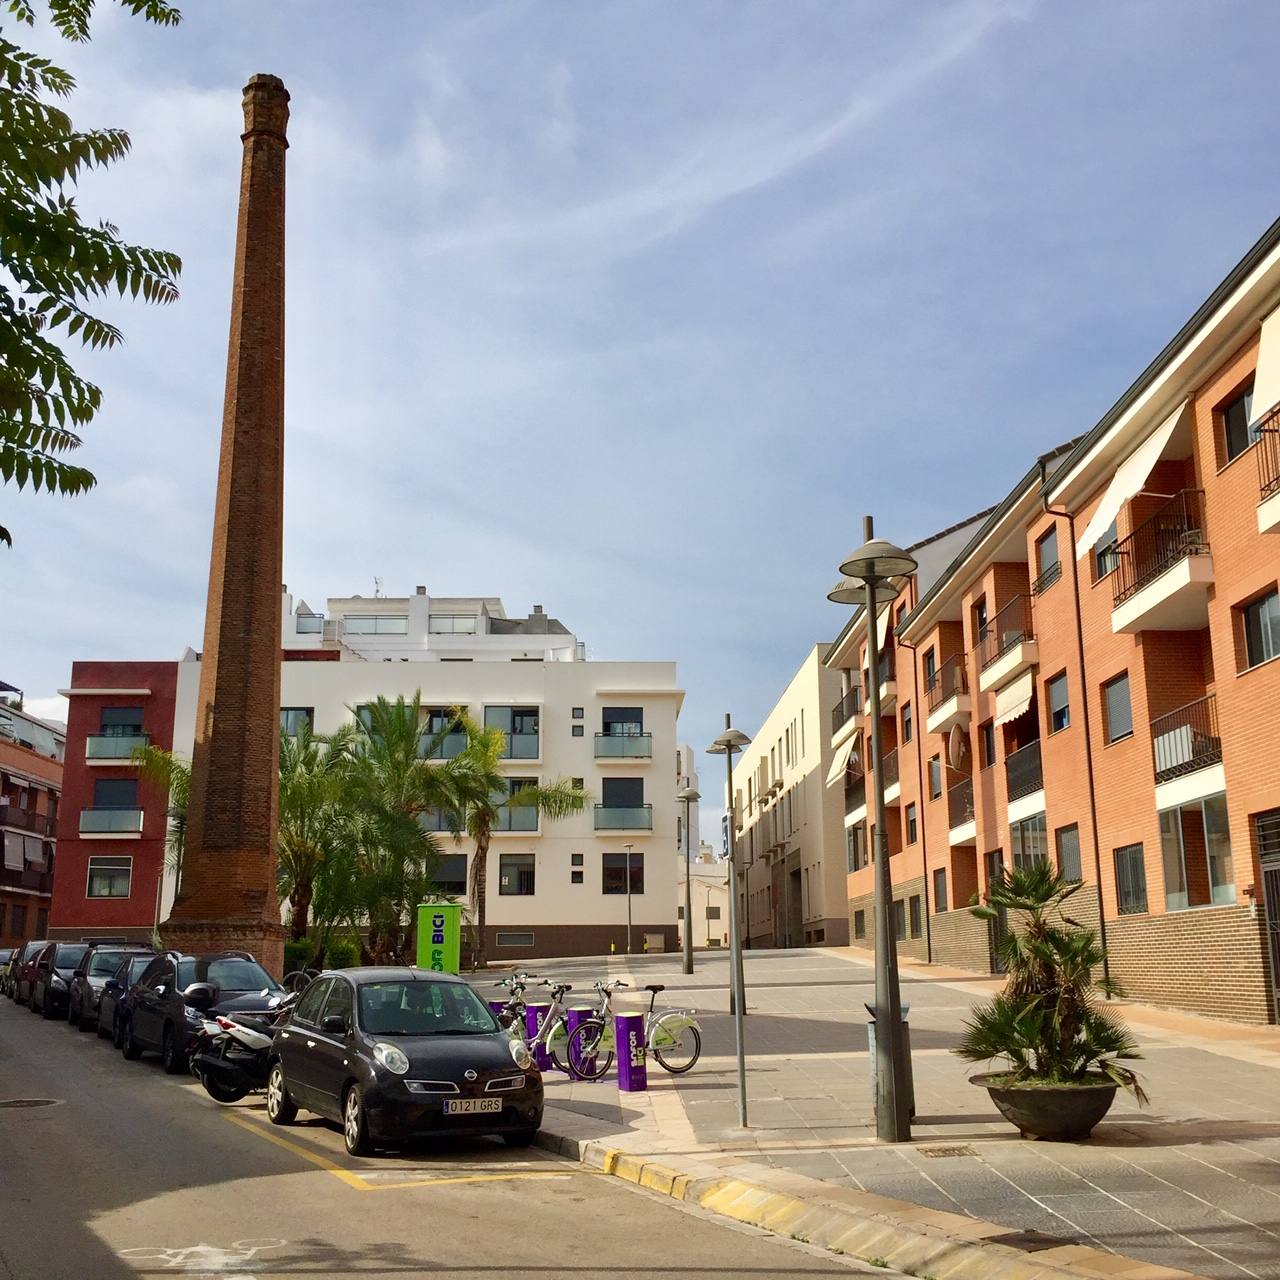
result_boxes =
[88,950,126,977]
[358,980,498,1036]
[176,958,282,993]
[55,945,89,970]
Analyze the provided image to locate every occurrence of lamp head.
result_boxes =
[677,786,701,802]
[827,576,900,606]
[838,536,918,582]
[707,726,751,755]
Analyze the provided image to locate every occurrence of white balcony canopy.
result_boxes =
[994,670,1036,727]
[1252,305,1280,427]
[1074,400,1189,561]
[825,734,859,787]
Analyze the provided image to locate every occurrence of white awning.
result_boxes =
[1252,306,1280,427]
[1074,400,1188,560]
[23,835,44,864]
[994,670,1036,727]
[825,734,858,787]
[3,831,23,871]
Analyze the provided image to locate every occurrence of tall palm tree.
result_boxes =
[131,743,190,888]
[450,715,588,969]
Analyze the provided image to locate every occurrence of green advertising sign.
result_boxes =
[416,901,462,975]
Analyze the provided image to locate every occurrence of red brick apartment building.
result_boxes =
[825,215,1280,1023]
[0,696,63,949]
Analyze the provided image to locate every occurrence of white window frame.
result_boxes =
[86,854,132,899]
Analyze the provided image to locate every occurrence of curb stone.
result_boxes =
[535,1109,1210,1280]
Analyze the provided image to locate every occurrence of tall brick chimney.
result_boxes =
[164,75,290,975]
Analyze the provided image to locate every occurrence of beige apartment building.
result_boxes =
[732,645,850,948]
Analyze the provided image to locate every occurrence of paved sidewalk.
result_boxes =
[528,946,1280,1280]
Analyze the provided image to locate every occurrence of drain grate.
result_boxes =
[0,1098,60,1109]
[917,1144,976,1158]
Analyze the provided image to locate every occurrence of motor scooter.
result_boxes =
[190,993,296,1104]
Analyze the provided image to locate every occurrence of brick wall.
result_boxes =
[929,906,993,971]
[849,874,929,962]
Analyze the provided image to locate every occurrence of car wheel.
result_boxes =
[502,1128,539,1148]
[342,1084,374,1157]
[266,1062,298,1126]
[121,1016,143,1060]
[161,1024,186,1075]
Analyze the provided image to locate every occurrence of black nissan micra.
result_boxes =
[266,968,542,1156]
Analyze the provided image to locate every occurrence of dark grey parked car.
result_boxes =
[68,944,153,1031]
[30,942,89,1019]
[97,951,159,1046]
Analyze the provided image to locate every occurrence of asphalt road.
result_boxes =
[0,996,880,1280]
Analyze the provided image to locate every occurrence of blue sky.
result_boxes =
[7,0,1280,841]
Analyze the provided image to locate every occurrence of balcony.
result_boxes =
[1152,694,1221,785]
[594,732,653,759]
[977,596,1038,693]
[1110,490,1213,634]
[1258,409,1280,533]
[85,732,149,763]
[501,732,540,760]
[1005,740,1043,807]
[79,807,143,835]
[926,654,970,735]
[830,687,862,741]
[1032,560,1062,596]
[0,866,52,895]
[594,804,653,831]
[947,773,976,845]
[844,771,867,820]
[880,747,901,805]
[295,613,324,634]
[0,804,54,836]
[419,731,467,761]
[493,804,538,833]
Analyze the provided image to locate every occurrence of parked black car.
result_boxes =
[30,942,90,1019]
[10,939,48,1004]
[97,951,160,1046]
[68,944,153,1031]
[266,967,543,1156]
[121,951,286,1074]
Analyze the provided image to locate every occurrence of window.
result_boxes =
[99,706,143,736]
[280,707,313,736]
[853,909,866,940]
[602,850,644,895]
[677,905,684,919]
[896,603,907,627]
[901,701,913,744]
[572,707,584,719]
[1160,794,1235,911]
[932,867,948,914]
[1103,673,1133,742]
[1093,519,1120,581]
[35,908,48,936]
[427,614,476,634]
[1222,381,1256,463]
[485,706,539,757]
[293,977,332,1024]
[1055,824,1082,882]
[93,777,137,809]
[922,648,936,687]
[571,724,584,737]
[601,777,644,808]
[321,979,354,1027]
[602,706,644,736]
[972,598,988,646]
[1047,672,1070,733]
[1035,527,1061,591]
[496,931,534,948]
[893,898,907,940]
[707,905,721,920]
[1010,813,1048,871]
[1242,589,1280,669]
[342,614,408,634]
[906,803,918,845]
[431,854,467,896]
[86,856,132,898]
[928,756,942,799]
[571,870,584,885]
[846,825,867,872]
[571,853,584,866]
[495,778,539,832]
[979,720,996,770]
[909,895,922,938]
[1114,844,1148,915]
[499,852,536,896]
[572,778,584,791]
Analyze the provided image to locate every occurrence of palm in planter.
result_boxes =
[957,861,1147,1140]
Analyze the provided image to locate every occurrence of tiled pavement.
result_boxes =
[528,946,1280,1280]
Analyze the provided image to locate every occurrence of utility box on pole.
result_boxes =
[416,902,463,975]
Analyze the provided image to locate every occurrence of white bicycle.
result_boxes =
[564,981,701,1079]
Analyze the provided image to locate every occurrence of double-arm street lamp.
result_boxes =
[828,515,917,1144]
[678,785,701,975]
[707,714,751,1128]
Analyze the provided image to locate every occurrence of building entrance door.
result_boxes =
[1256,810,1280,1022]
[787,866,802,948]
[984,848,1008,974]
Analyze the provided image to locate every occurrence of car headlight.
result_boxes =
[372,1042,410,1076]
[510,1040,534,1071]
[50,974,67,990]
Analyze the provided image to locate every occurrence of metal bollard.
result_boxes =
[525,1002,552,1071]
[865,1002,915,1120]
[615,1012,647,1092]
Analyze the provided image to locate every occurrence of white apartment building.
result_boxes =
[732,645,850,949]
[165,586,683,960]
[677,845,729,949]
[675,743,701,855]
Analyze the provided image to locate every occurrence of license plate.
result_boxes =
[443,1098,502,1115]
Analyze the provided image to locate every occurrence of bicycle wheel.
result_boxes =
[545,1017,570,1073]
[651,1015,701,1074]
[565,1019,613,1081]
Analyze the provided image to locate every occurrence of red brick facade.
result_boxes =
[1,729,62,948]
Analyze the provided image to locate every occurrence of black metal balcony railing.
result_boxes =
[830,687,862,737]
[947,772,975,829]
[1005,739,1043,802]
[1032,560,1062,596]
[977,595,1034,670]
[863,656,893,697]
[926,653,968,713]
[1111,489,1208,607]
[844,771,866,816]
[879,747,900,789]
[1258,405,1280,499]
[0,866,52,895]
[0,805,54,836]
[1151,693,1221,784]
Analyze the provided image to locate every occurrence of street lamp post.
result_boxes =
[623,841,635,955]
[678,786,701,975]
[707,713,751,1128]
[829,514,917,1144]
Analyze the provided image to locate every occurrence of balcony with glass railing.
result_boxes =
[294,613,324,634]
[977,595,1037,693]
[85,732,149,762]
[79,807,144,835]
[500,733,540,760]
[594,732,653,759]
[1151,694,1221,785]
[419,731,467,760]
[926,653,970,734]
[594,804,653,831]
[1110,490,1213,634]
[1005,740,1043,805]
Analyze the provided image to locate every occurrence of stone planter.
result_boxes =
[970,1071,1118,1141]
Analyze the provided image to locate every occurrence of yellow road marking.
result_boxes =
[223,1111,599,1192]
